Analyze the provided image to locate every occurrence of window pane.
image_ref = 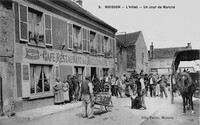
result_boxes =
[30,66,35,94]
[36,71,43,93]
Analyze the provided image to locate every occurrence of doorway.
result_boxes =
[91,67,96,80]
[103,68,109,76]
[74,67,84,83]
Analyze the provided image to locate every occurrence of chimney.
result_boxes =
[73,0,82,6]
[187,43,192,49]
[150,42,154,59]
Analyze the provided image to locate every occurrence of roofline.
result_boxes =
[56,0,118,33]
[154,46,188,50]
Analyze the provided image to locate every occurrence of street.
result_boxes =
[0,93,199,125]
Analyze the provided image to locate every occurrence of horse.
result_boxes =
[175,72,198,115]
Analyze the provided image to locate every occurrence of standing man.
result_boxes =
[160,75,168,98]
[67,75,73,103]
[111,75,116,96]
[144,74,149,97]
[81,76,95,119]
[149,73,156,97]
[73,76,80,103]
[139,74,147,109]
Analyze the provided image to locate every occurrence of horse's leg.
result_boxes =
[182,96,186,115]
[190,94,195,115]
[186,98,190,110]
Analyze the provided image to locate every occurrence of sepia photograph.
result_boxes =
[0,0,199,125]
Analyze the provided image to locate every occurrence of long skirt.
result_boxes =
[54,90,64,104]
[63,90,69,101]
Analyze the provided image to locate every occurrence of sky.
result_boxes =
[82,0,200,50]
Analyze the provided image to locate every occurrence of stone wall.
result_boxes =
[0,2,15,114]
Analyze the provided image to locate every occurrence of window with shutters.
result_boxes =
[19,4,28,42]
[45,14,52,46]
[28,8,44,46]
[82,28,90,53]
[104,36,110,58]
[73,25,82,52]
[90,31,97,55]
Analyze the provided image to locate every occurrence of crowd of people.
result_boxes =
[53,71,170,108]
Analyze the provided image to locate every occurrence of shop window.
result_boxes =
[73,25,82,52]
[30,65,52,94]
[28,8,44,46]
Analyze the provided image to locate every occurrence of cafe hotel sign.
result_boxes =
[23,46,114,67]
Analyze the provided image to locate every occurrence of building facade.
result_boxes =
[116,31,148,76]
[148,42,192,75]
[0,0,117,113]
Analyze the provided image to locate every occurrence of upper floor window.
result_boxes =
[73,25,82,52]
[82,28,90,53]
[68,23,73,50]
[19,4,52,46]
[28,8,44,46]
[90,31,97,54]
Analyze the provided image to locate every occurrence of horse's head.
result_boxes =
[176,72,193,93]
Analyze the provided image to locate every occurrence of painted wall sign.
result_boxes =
[23,46,114,67]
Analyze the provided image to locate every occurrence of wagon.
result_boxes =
[170,49,200,104]
[93,84,113,112]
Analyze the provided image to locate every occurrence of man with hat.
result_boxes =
[149,73,156,97]
[80,76,95,119]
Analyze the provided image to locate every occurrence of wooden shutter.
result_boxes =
[110,38,113,57]
[21,63,30,98]
[101,36,104,54]
[55,66,60,78]
[87,30,90,52]
[97,34,101,54]
[16,63,22,97]
[82,28,87,52]
[113,39,116,58]
[45,14,52,45]
[19,4,28,42]
[68,23,73,50]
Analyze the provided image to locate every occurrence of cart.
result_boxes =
[93,84,113,112]
[170,49,200,104]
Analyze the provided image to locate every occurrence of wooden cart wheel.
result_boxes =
[105,101,113,112]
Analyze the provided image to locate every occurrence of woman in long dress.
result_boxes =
[54,78,64,105]
[63,78,70,103]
